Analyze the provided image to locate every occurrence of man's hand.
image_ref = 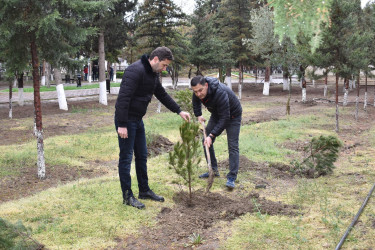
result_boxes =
[197,116,206,124]
[179,111,191,122]
[118,127,128,139]
[204,136,213,148]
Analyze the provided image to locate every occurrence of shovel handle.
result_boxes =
[200,121,213,172]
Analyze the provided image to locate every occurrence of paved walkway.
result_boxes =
[0,76,284,105]
[0,78,192,105]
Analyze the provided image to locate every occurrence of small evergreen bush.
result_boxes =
[291,135,342,178]
[0,217,43,249]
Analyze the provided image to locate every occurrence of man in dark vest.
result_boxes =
[191,75,242,189]
[115,47,190,209]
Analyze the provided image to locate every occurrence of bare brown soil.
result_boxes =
[2,83,375,248]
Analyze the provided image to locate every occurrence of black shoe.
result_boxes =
[123,196,145,209]
[199,171,220,178]
[138,190,165,202]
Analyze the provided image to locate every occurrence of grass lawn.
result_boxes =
[1,102,375,249]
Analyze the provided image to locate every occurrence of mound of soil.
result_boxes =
[119,190,298,249]
[147,135,174,156]
[218,155,294,181]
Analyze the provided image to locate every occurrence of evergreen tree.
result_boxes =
[216,0,255,98]
[169,121,201,201]
[188,0,228,76]
[0,0,104,179]
[269,0,333,51]
[82,0,137,105]
[135,0,185,51]
[135,0,186,88]
[246,5,280,96]
[319,0,362,131]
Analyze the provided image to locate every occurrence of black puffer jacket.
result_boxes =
[115,55,181,127]
[192,77,242,136]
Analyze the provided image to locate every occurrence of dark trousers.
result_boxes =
[115,119,150,199]
[204,115,241,180]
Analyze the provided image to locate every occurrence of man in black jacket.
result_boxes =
[191,75,242,189]
[115,47,190,209]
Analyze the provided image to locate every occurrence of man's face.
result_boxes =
[191,82,208,99]
[150,56,171,73]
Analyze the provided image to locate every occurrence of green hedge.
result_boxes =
[116,71,124,79]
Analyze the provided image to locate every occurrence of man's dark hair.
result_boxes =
[190,75,206,87]
[150,46,174,61]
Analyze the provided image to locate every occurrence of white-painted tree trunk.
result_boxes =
[353,80,356,89]
[238,83,242,100]
[312,80,315,88]
[113,63,117,82]
[157,101,161,113]
[302,88,306,103]
[364,92,367,111]
[56,84,68,110]
[54,68,68,110]
[98,32,107,105]
[18,88,24,106]
[343,89,348,106]
[88,63,92,83]
[99,81,107,105]
[263,82,270,96]
[35,127,46,179]
[9,97,12,119]
[41,75,46,86]
[324,85,328,97]
[225,76,232,90]
[13,78,17,88]
[283,77,289,91]
[300,79,303,88]
[355,96,359,120]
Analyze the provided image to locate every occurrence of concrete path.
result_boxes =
[0,77,192,105]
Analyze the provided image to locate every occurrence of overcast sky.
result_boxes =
[175,0,373,14]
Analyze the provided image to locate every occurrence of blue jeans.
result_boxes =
[204,115,241,180]
[115,119,150,199]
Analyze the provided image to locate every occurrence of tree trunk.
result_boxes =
[17,73,24,106]
[324,74,328,97]
[238,62,243,100]
[355,73,360,121]
[263,65,270,96]
[364,73,367,111]
[343,78,349,106]
[98,32,107,105]
[113,63,117,82]
[282,66,289,91]
[89,61,92,83]
[157,75,162,113]
[41,60,46,86]
[54,67,68,110]
[30,38,46,179]
[9,80,12,119]
[335,73,339,132]
[225,67,232,90]
[302,77,307,103]
[255,66,258,84]
[45,62,51,87]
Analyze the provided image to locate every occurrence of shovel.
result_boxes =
[200,121,215,192]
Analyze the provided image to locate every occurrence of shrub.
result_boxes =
[291,135,342,178]
[0,217,43,249]
[175,89,194,120]
[116,71,124,79]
